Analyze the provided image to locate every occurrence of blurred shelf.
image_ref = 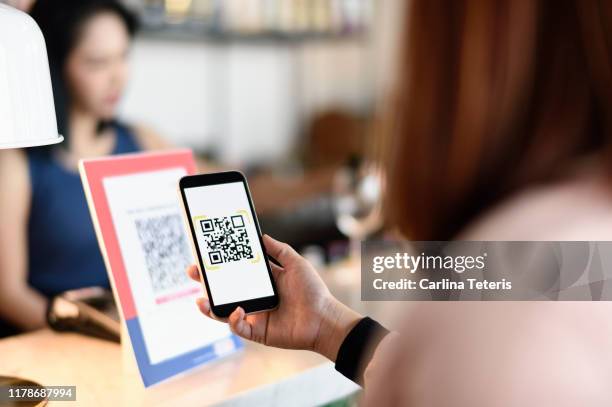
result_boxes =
[137,26,368,44]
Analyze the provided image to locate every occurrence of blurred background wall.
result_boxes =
[120,36,372,165]
[115,0,391,166]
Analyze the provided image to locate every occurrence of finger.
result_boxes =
[228,307,253,339]
[186,264,201,282]
[263,234,300,267]
[195,296,210,316]
[195,297,228,323]
[269,262,284,280]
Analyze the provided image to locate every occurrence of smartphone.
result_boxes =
[178,171,279,318]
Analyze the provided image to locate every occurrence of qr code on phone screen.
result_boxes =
[135,213,192,293]
[200,215,253,265]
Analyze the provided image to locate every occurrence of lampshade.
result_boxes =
[0,3,63,149]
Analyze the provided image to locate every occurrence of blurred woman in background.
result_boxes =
[0,0,170,335]
[189,0,612,405]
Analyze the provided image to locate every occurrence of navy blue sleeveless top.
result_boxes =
[27,124,141,298]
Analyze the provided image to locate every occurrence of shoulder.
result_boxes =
[460,173,612,240]
[130,123,173,151]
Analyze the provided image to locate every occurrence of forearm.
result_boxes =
[0,285,47,331]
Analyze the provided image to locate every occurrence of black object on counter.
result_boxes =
[46,288,119,343]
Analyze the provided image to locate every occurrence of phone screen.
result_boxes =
[183,181,274,306]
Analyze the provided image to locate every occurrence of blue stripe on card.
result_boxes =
[126,317,242,387]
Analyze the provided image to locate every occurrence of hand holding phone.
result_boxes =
[185,234,362,362]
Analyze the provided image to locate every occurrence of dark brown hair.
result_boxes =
[383,0,612,240]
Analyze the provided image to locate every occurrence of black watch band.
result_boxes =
[334,316,389,385]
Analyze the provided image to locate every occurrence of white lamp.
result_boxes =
[0,3,63,149]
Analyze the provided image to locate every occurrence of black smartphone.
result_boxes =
[178,171,279,318]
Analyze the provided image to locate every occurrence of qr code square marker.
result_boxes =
[231,215,245,228]
[201,219,214,233]
[209,251,223,264]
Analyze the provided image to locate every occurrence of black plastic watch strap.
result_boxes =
[334,317,389,385]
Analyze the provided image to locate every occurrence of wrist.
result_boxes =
[314,297,362,362]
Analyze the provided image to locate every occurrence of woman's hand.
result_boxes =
[186,234,361,362]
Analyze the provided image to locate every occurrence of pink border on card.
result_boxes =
[155,286,201,305]
[80,150,196,320]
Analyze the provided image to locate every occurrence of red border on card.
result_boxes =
[80,150,196,320]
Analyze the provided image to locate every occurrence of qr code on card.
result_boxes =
[200,215,253,265]
[134,213,192,293]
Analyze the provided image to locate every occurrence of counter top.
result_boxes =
[0,329,358,406]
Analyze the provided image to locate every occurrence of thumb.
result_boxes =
[263,234,300,267]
